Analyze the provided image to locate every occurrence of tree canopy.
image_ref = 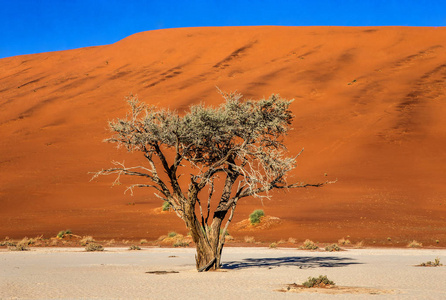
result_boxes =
[93,92,331,271]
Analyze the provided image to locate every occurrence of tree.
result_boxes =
[92,92,332,271]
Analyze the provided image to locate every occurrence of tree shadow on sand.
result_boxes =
[222,256,360,270]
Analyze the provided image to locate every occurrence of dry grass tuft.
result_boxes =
[8,241,30,251]
[85,243,104,252]
[407,240,422,248]
[338,238,351,245]
[80,236,95,246]
[354,241,365,248]
[244,236,255,243]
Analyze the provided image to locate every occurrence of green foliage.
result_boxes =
[302,275,335,288]
[162,201,171,211]
[168,232,177,238]
[269,242,278,248]
[129,245,141,250]
[102,92,297,198]
[85,243,104,252]
[57,230,72,239]
[249,209,265,224]
[325,244,341,252]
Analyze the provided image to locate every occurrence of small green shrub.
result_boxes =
[162,201,171,211]
[57,230,72,239]
[140,239,148,244]
[302,239,319,250]
[302,275,335,288]
[85,243,104,252]
[419,257,442,267]
[129,245,141,250]
[168,232,177,238]
[249,209,265,224]
[269,242,278,249]
[325,244,341,252]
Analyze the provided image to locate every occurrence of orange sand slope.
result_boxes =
[1,27,445,244]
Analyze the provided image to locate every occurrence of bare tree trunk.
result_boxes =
[195,236,218,271]
[184,198,221,271]
[192,219,225,271]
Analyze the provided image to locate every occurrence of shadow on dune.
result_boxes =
[222,256,360,270]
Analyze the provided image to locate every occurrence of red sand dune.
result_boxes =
[1,26,445,245]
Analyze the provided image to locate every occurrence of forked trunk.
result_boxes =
[194,219,226,271]
[195,236,220,271]
[184,201,223,271]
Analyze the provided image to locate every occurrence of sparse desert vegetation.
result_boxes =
[301,239,319,250]
[244,236,256,243]
[162,201,171,211]
[85,243,104,252]
[407,240,423,248]
[168,232,177,238]
[249,209,265,225]
[80,236,95,246]
[354,241,365,248]
[57,230,72,239]
[173,241,189,247]
[418,257,442,267]
[325,243,342,252]
[302,275,335,288]
[338,238,351,245]
[8,239,30,251]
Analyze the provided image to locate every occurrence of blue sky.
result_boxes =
[1,0,445,59]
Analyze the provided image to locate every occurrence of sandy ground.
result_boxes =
[1,247,445,299]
